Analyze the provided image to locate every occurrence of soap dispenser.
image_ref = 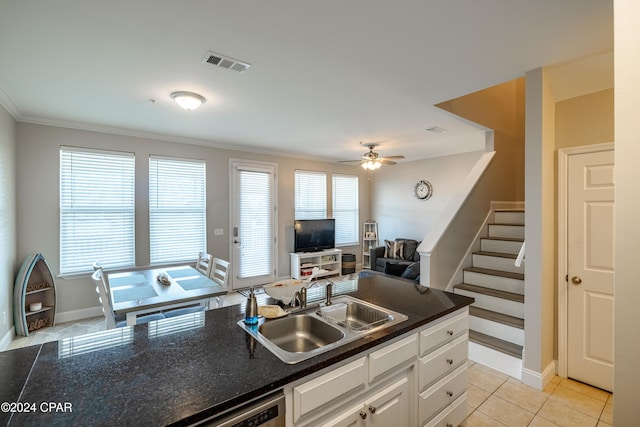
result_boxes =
[244,287,258,325]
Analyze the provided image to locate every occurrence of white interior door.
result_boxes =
[567,149,614,391]
[230,161,276,290]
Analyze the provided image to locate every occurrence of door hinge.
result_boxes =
[565,274,569,282]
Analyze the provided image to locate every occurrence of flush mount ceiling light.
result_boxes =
[171,91,206,110]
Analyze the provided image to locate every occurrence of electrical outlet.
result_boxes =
[214,228,224,236]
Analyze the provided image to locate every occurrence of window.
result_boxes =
[149,156,206,264]
[332,174,359,246]
[60,147,135,274]
[295,170,326,219]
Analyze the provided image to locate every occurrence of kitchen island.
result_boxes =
[0,274,473,426]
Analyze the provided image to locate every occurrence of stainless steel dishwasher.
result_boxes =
[193,392,285,427]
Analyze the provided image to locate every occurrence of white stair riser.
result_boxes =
[480,239,523,255]
[473,254,524,274]
[494,211,524,225]
[454,289,524,318]
[469,316,524,346]
[463,271,524,295]
[468,342,523,378]
[488,224,524,239]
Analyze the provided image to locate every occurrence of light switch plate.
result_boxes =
[214,228,224,236]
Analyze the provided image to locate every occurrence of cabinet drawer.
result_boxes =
[419,335,467,391]
[293,357,366,422]
[369,333,417,383]
[419,365,467,425]
[423,393,467,427]
[419,309,468,357]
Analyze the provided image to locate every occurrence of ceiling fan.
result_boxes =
[338,143,405,170]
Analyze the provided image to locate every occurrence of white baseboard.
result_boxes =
[469,341,522,380]
[0,328,15,351]
[521,360,557,391]
[55,306,103,324]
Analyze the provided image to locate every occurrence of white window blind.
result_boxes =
[295,170,326,219]
[237,167,273,278]
[149,156,206,264]
[60,147,135,275]
[332,174,359,246]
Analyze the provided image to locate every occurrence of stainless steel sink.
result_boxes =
[258,314,344,353]
[237,295,408,364]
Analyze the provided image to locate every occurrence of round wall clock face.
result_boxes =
[414,180,433,200]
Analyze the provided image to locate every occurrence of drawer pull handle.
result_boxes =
[447,329,454,336]
[446,390,453,397]
[369,405,376,414]
[359,411,367,420]
[446,358,454,365]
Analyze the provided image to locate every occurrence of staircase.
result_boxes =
[453,209,525,376]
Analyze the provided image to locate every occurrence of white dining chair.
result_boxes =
[91,268,165,329]
[211,257,230,288]
[196,252,214,277]
[208,258,230,309]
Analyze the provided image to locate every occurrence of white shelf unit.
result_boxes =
[290,249,342,280]
[362,221,379,269]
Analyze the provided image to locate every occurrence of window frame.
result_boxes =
[148,155,207,265]
[294,170,327,220]
[59,146,136,275]
[332,173,359,247]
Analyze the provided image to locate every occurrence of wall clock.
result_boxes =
[414,179,433,200]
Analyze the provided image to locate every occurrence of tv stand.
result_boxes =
[290,249,342,280]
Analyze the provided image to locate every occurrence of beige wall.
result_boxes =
[555,89,614,149]
[371,150,486,244]
[437,78,526,201]
[16,123,370,316]
[0,105,17,344]
[614,0,640,424]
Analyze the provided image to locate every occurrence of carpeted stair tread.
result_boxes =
[454,283,525,303]
[469,330,523,359]
[474,251,518,259]
[480,236,525,242]
[463,266,524,281]
[469,306,524,329]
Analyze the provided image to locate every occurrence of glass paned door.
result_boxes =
[230,161,276,289]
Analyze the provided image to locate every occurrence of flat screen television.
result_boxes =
[294,219,336,253]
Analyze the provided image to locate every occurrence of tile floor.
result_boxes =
[6,296,614,427]
[464,361,613,427]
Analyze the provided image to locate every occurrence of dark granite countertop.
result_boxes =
[1,274,473,427]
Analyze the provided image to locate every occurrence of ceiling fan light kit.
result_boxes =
[339,143,405,170]
[361,160,382,170]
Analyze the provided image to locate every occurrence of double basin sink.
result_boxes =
[237,295,408,364]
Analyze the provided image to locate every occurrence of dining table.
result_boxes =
[107,265,228,326]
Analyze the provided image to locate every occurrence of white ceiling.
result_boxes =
[0,1,613,163]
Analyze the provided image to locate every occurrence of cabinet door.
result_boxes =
[365,375,411,427]
[317,404,365,427]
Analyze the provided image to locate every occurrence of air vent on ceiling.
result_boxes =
[203,51,251,73]
[426,126,447,134]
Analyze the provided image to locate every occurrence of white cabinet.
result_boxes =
[286,307,469,427]
[321,376,411,427]
[362,222,378,269]
[418,308,469,427]
[290,249,342,280]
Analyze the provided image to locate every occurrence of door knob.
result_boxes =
[359,411,367,420]
[571,276,582,285]
[368,405,376,414]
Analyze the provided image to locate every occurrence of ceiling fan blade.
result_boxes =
[378,159,397,165]
[381,155,405,160]
[337,159,364,164]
